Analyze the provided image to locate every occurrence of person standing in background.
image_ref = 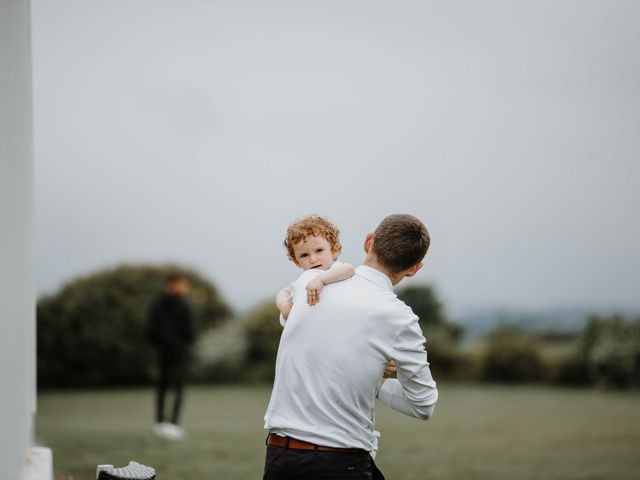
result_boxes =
[146,272,195,440]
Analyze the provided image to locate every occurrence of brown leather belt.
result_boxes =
[267,433,363,453]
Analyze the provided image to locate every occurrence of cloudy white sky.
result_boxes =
[32,0,640,316]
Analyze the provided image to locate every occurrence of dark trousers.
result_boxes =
[155,347,189,424]
[263,445,385,480]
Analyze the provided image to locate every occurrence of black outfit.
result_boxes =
[146,292,195,425]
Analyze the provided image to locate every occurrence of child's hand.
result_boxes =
[276,286,294,320]
[306,277,325,306]
[280,302,292,320]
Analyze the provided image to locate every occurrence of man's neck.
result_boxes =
[362,259,399,286]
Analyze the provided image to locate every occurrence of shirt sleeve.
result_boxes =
[377,315,438,420]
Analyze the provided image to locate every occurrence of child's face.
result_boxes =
[292,235,336,271]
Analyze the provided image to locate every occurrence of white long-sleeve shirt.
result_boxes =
[264,265,438,454]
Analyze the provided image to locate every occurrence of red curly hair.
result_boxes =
[284,214,342,264]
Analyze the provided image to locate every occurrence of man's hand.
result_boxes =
[306,277,325,306]
[376,361,397,398]
[383,360,397,378]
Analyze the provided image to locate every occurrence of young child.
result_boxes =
[276,214,355,322]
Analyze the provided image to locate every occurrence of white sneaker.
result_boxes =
[153,423,165,436]
[163,423,186,440]
[153,422,171,438]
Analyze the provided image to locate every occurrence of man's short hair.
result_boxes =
[372,214,430,274]
[284,214,342,263]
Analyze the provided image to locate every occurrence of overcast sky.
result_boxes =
[32,0,640,317]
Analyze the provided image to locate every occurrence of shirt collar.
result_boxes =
[356,265,393,291]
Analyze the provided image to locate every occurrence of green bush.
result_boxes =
[396,284,465,378]
[191,320,247,384]
[37,264,231,387]
[242,301,283,382]
[549,353,591,386]
[396,285,462,336]
[481,327,546,383]
[422,326,467,379]
[581,315,640,388]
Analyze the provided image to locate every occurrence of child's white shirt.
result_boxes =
[279,260,345,327]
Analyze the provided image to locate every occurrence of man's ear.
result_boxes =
[363,233,374,254]
[403,262,423,278]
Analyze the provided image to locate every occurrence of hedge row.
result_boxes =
[37,264,231,387]
[38,265,639,389]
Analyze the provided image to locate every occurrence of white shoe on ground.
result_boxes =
[153,422,169,437]
[162,422,186,440]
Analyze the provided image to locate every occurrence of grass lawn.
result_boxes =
[36,383,640,480]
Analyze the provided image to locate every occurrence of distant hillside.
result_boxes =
[455,306,640,340]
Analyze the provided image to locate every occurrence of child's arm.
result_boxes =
[276,285,294,321]
[306,263,356,306]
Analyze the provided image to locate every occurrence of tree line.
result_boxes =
[37,264,640,389]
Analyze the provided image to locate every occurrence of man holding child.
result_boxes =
[264,214,438,479]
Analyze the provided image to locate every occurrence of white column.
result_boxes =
[0,0,39,478]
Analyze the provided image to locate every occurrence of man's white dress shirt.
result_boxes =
[264,265,438,454]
